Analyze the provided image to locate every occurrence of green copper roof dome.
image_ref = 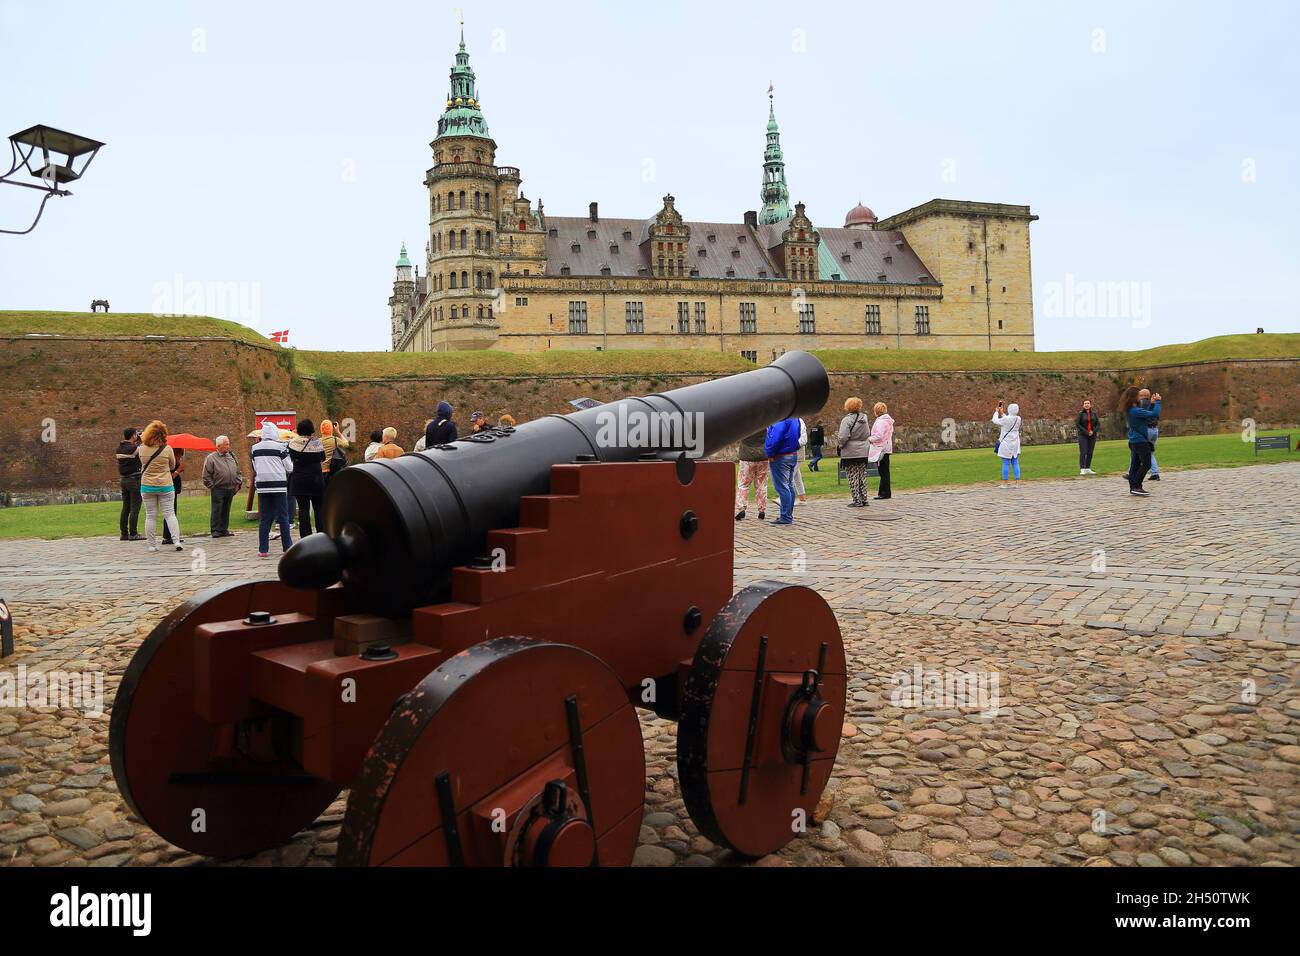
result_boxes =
[759,89,791,225]
[396,243,411,268]
[436,26,491,141]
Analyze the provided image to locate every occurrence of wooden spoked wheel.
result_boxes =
[677,581,846,858]
[339,638,645,867]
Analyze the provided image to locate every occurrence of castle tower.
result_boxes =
[758,86,792,225]
[422,23,504,350]
[389,243,415,348]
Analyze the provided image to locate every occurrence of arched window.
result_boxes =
[477,305,484,318]
[486,270,493,287]
[519,219,527,231]
[450,273,457,289]
[447,191,454,209]
[484,194,491,212]
[458,190,466,209]
[460,229,467,248]
[473,192,481,210]
[460,270,468,288]
[448,230,455,250]
[475,230,481,249]
[475,271,482,288]
[678,258,685,275]
[450,306,458,319]
[658,257,665,275]
[486,231,492,248]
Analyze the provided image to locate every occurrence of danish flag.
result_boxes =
[270,329,290,344]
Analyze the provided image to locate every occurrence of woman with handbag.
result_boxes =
[137,420,183,552]
[837,397,872,507]
[287,419,327,537]
[993,401,1023,487]
[319,419,350,483]
[868,402,895,500]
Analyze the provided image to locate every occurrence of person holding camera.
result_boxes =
[1123,387,1162,496]
[115,426,144,541]
[993,400,1022,487]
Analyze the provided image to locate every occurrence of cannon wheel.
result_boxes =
[677,581,846,858]
[109,579,342,858]
[339,638,644,867]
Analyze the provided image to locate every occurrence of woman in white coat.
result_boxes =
[993,401,1022,487]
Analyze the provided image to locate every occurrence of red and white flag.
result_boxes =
[269,329,290,344]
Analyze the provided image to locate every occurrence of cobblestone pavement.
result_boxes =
[0,462,1296,867]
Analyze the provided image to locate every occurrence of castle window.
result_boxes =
[548,227,558,237]
[519,220,527,231]
[725,268,735,278]
[448,191,455,209]
[999,243,1006,252]
[738,234,747,244]
[798,302,816,334]
[1002,286,1007,293]
[458,190,466,208]
[568,300,589,334]
[883,255,892,264]
[450,273,457,289]
[915,306,931,335]
[610,242,619,254]
[677,302,690,333]
[460,229,468,248]
[998,319,1003,329]
[707,233,716,243]
[450,306,458,318]
[622,230,632,241]
[731,249,740,258]
[473,192,480,210]
[484,194,490,211]
[739,302,757,334]
[658,257,664,276]
[877,274,887,282]
[515,296,528,306]
[587,229,596,240]
[461,270,468,287]
[971,285,976,294]
[757,269,766,278]
[968,241,975,251]
[477,305,484,318]
[560,265,571,275]
[600,265,611,276]
[694,302,706,334]
[448,230,455,249]
[571,241,581,252]
[865,304,881,336]
[487,270,493,286]
[625,301,644,334]
[741,350,757,363]
[475,271,483,288]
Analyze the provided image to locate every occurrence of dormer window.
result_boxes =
[883,255,892,264]
[707,233,716,243]
[560,265,571,275]
[737,234,747,244]
[725,268,736,278]
[689,268,700,277]
[731,249,741,258]
[587,229,597,240]
[622,230,632,241]
[548,228,558,237]
[841,253,851,262]
[758,269,767,278]
[571,242,581,252]
[610,242,619,254]
[600,265,611,276]
[853,239,862,249]
[877,274,887,282]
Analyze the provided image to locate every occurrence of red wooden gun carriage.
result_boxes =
[109,351,846,866]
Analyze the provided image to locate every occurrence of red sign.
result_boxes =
[255,410,296,432]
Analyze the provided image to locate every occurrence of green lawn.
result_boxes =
[0,494,261,541]
[791,430,1296,497]
[1,432,1293,540]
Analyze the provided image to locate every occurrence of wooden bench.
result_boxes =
[837,457,880,483]
[1255,435,1292,456]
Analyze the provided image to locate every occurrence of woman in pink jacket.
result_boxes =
[867,402,895,500]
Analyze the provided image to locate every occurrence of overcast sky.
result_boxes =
[1,0,1296,353]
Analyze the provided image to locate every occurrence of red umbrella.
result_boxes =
[167,433,218,452]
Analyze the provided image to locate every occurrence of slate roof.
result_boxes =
[539,215,936,285]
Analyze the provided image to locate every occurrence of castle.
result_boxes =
[389,29,1038,356]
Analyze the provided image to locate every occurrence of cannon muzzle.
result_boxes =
[279,350,828,614]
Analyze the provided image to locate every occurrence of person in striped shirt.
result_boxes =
[252,420,294,557]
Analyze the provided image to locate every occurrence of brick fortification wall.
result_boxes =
[2,335,1297,504]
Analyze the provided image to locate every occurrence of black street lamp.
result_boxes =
[1,124,105,235]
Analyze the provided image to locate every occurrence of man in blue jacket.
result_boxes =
[1124,388,1162,497]
[765,417,802,525]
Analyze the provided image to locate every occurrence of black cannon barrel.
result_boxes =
[279,350,829,615]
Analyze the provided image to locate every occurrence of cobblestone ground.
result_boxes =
[1,462,1296,867]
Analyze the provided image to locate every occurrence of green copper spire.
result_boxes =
[396,243,411,269]
[436,23,491,141]
[759,85,791,225]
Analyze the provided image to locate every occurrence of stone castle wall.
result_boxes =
[2,335,1296,504]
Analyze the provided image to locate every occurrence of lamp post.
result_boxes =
[1,124,105,235]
